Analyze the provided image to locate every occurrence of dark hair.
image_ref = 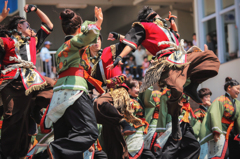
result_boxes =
[137,6,155,22]
[126,79,139,89]
[0,25,10,37]
[129,54,135,61]
[7,16,26,30]
[192,33,196,36]
[198,88,212,98]
[224,77,240,91]
[60,9,83,35]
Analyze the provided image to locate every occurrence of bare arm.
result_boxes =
[165,11,178,33]
[35,9,53,30]
[24,4,53,30]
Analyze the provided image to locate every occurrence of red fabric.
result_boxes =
[1,37,19,66]
[40,104,52,134]
[234,134,240,141]
[41,25,51,35]
[30,37,36,65]
[140,22,179,56]
[150,132,158,150]
[0,37,37,80]
[59,67,104,94]
[129,143,144,159]
[101,46,122,79]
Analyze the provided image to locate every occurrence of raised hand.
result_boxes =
[95,6,103,29]
[0,1,10,22]
[24,4,37,13]
[165,11,177,24]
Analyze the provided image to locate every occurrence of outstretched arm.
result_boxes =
[107,24,145,70]
[107,32,125,41]
[0,1,10,23]
[24,4,53,30]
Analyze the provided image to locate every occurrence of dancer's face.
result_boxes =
[18,20,32,37]
[90,37,102,52]
[201,95,211,107]
[227,85,240,99]
[129,83,139,98]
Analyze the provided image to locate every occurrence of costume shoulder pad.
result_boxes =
[132,22,145,29]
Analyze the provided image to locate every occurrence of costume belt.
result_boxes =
[221,117,234,140]
[59,67,104,94]
[181,103,195,123]
[133,118,149,134]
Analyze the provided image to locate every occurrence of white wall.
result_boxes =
[201,58,240,101]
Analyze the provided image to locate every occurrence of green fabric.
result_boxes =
[145,107,155,124]
[156,90,172,133]
[192,107,207,138]
[54,20,100,93]
[192,120,201,138]
[139,87,155,108]
[199,96,240,145]
[138,86,155,123]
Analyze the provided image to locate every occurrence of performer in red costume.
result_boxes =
[0,4,54,159]
[107,6,220,141]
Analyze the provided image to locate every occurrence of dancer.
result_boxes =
[107,6,220,140]
[94,75,140,159]
[192,88,212,159]
[125,79,149,159]
[193,88,212,138]
[141,85,163,159]
[199,77,240,159]
[156,87,200,159]
[41,7,103,159]
[0,3,54,159]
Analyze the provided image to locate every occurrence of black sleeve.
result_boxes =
[170,28,180,39]
[122,25,145,51]
[36,22,53,51]
[115,42,126,57]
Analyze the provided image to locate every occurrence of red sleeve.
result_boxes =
[101,47,122,79]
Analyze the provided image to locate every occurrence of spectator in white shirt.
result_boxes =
[40,41,52,77]
[132,45,146,79]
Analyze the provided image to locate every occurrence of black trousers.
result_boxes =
[228,134,240,159]
[161,122,200,159]
[50,92,98,159]
[94,150,108,159]
[1,76,54,159]
[141,149,156,159]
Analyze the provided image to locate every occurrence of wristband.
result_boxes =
[110,32,120,40]
[27,4,38,13]
[113,56,122,67]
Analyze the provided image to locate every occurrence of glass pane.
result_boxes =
[222,0,234,9]
[204,18,218,56]
[222,10,238,62]
[204,0,216,16]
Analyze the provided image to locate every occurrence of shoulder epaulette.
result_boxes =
[132,22,145,29]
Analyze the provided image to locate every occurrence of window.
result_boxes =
[197,0,240,63]
[204,0,216,16]
[222,10,238,62]
[222,0,234,9]
[204,18,217,55]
